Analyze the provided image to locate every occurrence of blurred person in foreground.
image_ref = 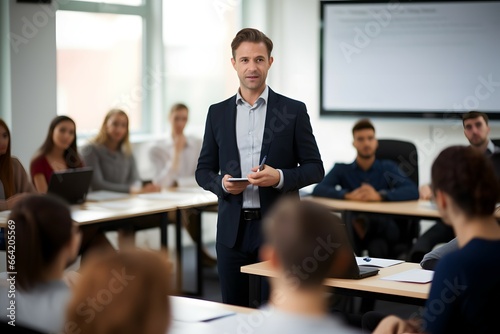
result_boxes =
[372,146,500,334]
[65,249,171,334]
[212,198,361,333]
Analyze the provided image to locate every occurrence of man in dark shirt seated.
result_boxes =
[312,119,418,258]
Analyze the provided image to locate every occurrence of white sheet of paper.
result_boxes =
[356,257,404,268]
[0,210,11,219]
[170,296,235,323]
[138,192,192,201]
[86,190,130,202]
[381,269,434,283]
[169,321,217,334]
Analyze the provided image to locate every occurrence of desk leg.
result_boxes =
[248,274,262,309]
[176,209,183,292]
[160,212,168,249]
[194,209,203,296]
[342,211,357,250]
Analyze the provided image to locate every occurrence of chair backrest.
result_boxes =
[376,139,419,186]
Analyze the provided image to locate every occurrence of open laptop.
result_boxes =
[47,167,93,204]
[328,222,379,279]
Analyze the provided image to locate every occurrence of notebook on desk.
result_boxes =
[47,167,93,204]
[328,223,379,279]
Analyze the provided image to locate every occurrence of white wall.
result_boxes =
[265,0,498,186]
[4,0,499,186]
[7,0,57,169]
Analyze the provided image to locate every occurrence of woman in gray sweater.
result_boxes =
[82,109,159,194]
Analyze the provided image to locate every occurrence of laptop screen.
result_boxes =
[48,167,93,204]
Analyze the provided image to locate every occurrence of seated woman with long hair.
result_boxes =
[30,115,113,257]
[0,119,35,210]
[374,146,500,334]
[66,249,171,334]
[0,195,81,333]
[30,115,83,194]
[82,109,159,194]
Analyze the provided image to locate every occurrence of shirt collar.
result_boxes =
[486,140,495,155]
[351,158,380,171]
[236,85,269,107]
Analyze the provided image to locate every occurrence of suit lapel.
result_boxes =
[260,88,279,161]
[225,96,242,177]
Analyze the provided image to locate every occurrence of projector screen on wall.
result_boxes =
[320,0,500,119]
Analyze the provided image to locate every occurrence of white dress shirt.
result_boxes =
[149,135,201,188]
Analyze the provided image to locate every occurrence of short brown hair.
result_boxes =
[431,146,500,217]
[462,111,489,126]
[231,28,273,59]
[352,118,375,136]
[169,103,188,115]
[66,250,172,334]
[263,198,342,288]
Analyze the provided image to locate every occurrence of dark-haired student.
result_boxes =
[372,146,500,334]
[0,195,81,333]
[30,115,83,194]
[30,116,113,256]
[213,198,360,333]
[0,119,35,211]
[312,119,418,258]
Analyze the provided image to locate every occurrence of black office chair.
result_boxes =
[376,139,420,259]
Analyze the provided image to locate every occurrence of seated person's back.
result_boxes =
[65,249,171,334]
[0,195,81,333]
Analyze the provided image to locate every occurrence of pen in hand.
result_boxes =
[257,156,267,172]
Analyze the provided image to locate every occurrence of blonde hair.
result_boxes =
[66,250,172,334]
[92,109,132,156]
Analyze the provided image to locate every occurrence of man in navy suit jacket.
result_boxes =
[196,28,324,306]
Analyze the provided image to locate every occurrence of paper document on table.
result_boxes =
[356,257,404,268]
[170,321,217,334]
[381,269,434,283]
[170,296,235,322]
[0,210,11,220]
[86,190,130,202]
[138,192,192,201]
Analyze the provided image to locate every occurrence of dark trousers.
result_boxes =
[216,216,269,307]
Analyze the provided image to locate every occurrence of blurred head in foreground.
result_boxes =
[431,145,500,224]
[66,250,171,334]
[261,198,347,300]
